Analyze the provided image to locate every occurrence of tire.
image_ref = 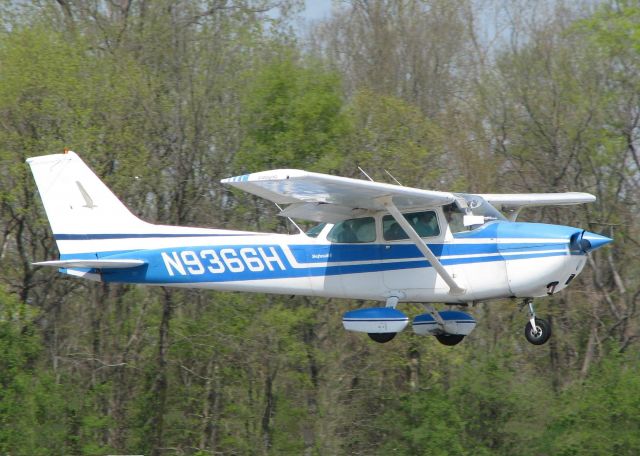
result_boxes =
[524,318,551,345]
[435,334,465,346]
[368,332,397,343]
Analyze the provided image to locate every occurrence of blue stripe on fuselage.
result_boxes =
[65,240,566,266]
[95,242,570,284]
[287,241,566,263]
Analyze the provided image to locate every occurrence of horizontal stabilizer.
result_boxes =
[33,259,145,269]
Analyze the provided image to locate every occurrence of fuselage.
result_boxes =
[59,219,599,304]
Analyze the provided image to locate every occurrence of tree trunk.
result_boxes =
[150,288,173,456]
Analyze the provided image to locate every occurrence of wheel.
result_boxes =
[524,318,551,345]
[435,334,465,346]
[368,332,397,343]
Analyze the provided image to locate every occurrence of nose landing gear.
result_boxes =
[522,298,551,345]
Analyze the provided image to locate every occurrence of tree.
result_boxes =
[309,0,472,117]
[0,286,69,454]
[376,386,466,456]
[341,89,447,187]
[236,52,349,173]
[541,354,640,455]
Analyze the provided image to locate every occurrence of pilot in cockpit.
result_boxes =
[443,203,466,234]
[412,211,439,237]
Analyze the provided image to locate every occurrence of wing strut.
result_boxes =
[377,196,465,295]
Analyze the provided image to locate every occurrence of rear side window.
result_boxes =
[382,211,440,240]
[327,217,376,243]
[306,223,326,238]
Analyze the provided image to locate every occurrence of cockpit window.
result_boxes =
[306,223,326,238]
[327,217,376,243]
[383,211,440,240]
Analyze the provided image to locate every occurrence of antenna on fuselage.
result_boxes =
[274,202,304,234]
[383,169,403,186]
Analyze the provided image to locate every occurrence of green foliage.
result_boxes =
[378,386,466,456]
[450,351,524,455]
[573,3,640,57]
[342,89,446,187]
[0,287,69,454]
[236,52,350,172]
[541,354,640,455]
[0,25,150,156]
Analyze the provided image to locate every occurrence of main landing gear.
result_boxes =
[346,296,477,345]
[367,296,401,344]
[522,298,551,345]
[435,334,465,346]
[368,332,397,343]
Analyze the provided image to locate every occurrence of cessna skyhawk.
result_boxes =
[28,151,611,346]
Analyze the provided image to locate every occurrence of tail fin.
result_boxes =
[27,151,150,255]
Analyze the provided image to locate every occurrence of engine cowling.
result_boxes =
[342,307,409,334]
[412,310,476,336]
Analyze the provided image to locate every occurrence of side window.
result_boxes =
[382,211,440,241]
[407,211,440,237]
[327,217,376,243]
[306,223,326,238]
[382,216,407,241]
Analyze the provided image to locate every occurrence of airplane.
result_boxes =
[27,151,612,346]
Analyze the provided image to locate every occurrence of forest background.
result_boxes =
[0,0,639,454]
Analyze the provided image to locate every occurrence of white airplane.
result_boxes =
[28,151,611,346]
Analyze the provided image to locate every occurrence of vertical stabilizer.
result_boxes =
[27,151,150,254]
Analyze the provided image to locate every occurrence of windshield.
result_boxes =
[446,195,506,234]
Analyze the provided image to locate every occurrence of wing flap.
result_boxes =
[33,259,145,269]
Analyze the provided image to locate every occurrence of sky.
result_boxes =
[302,0,333,21]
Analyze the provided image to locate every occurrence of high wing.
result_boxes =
[221,169,455,223]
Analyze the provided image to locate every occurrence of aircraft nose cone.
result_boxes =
[581,231,613,252]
